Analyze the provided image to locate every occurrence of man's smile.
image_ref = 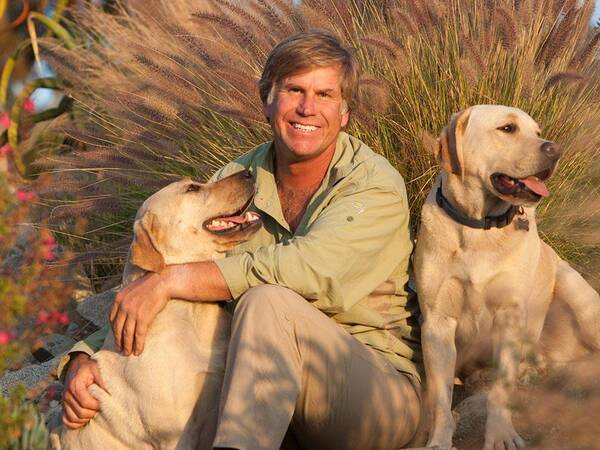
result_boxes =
[289,122,320,132]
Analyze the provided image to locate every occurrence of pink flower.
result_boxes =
[0,330,15,345]
[46,387,57,401]
[43,247,56,261]
[43,235,57,260]
[0,114,10,129]
[15,190,37,202]
[50,311,70,326]
[36,310,50,325]
[23,99,35,113]
[0,143,12,156]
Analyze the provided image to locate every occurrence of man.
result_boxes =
[59,30,422,450]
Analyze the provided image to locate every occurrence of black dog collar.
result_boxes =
[436,183,519,230]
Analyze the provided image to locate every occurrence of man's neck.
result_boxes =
[274,147,335,190]
[274,144,337,232]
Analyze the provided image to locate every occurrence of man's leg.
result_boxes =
[212,285,421,450]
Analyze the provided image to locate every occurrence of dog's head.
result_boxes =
[436,104,561,206]
[128,170,262,274]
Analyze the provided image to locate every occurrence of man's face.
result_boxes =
[264,65,350,164]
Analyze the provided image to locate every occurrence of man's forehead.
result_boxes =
[278,65,343,89]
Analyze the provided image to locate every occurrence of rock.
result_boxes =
[76,288,117,328]
[32,333,75,362]
[71,265,95,302]
[45,402,62,429]
[0,356,61,396]
[453,391,487,439]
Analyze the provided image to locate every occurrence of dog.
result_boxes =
[414,105,600,450]
[51,170,261,450]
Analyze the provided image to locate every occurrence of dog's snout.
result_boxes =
[541,141,561,160]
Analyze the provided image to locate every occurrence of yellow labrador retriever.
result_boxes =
[52,170,261,450]
[414,105,600,450]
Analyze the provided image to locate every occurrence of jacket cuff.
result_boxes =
[215,254,251,300]
[56,341,97,381]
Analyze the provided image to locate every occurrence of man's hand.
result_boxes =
[62,353,109,429]
[110,271,170,356]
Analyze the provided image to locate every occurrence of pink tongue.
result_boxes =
[520,177,549,197]
[215,215,246,224]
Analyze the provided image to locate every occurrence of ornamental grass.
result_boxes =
[31,0,599,289]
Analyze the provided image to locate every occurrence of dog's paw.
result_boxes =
[483,420,525,450]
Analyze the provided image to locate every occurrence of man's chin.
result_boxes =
[276,141,329,162]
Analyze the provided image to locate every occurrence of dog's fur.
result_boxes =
[414,105,600,450]
[52,171,261,450]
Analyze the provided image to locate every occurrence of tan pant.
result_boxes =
[212,285,421,450]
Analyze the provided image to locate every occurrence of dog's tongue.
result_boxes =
[520,176,549,197]
[212,215,246,224]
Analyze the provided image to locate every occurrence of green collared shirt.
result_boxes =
[213,132,421,379]
[58,132,422,381]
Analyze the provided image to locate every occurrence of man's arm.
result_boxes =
[111,183,412,356]
[57,324,110,380]
[109,261,231,355]
[215,185,412,312]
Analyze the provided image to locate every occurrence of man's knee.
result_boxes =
[236,284,305,317]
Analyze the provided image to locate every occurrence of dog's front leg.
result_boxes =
[422,314,458,450]
[484,305,526,450]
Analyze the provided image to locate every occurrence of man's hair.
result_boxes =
[259,30,360,112]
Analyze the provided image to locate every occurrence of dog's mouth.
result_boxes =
[490,167,553,202]
[203,196,262,235]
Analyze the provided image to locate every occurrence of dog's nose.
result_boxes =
[541,141,561,160]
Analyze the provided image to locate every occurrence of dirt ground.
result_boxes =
[450,354,600,450]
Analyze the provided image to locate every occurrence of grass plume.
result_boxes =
[29,0,600,294]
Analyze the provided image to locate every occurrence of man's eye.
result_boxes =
[497,124,517,133]
[318,92,330,98]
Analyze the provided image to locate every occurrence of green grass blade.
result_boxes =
[27,11,76,50]
[7,77,59,177]
[0,39,31,110]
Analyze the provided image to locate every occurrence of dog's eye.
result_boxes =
[497,124,517,133]
[185,184,201,193]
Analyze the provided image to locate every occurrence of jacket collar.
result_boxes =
[252,132,364,232]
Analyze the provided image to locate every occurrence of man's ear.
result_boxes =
[130,212,165,273]
[436,108,471,180]
[340,100,349,128]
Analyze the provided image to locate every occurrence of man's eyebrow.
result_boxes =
[281,82,303,90]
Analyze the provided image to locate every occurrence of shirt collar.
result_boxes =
[252,132,364,231]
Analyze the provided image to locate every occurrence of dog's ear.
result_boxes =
[130,212,165,273]
[437,108,471,180]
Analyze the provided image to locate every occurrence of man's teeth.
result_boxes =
[292,123,317,132]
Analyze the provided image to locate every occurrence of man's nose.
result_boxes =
[297,94,316,116]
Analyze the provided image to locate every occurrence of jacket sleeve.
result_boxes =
[56,324,110,380]
[215,185,412,314]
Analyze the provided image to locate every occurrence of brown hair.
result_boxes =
[259,30,360,112]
